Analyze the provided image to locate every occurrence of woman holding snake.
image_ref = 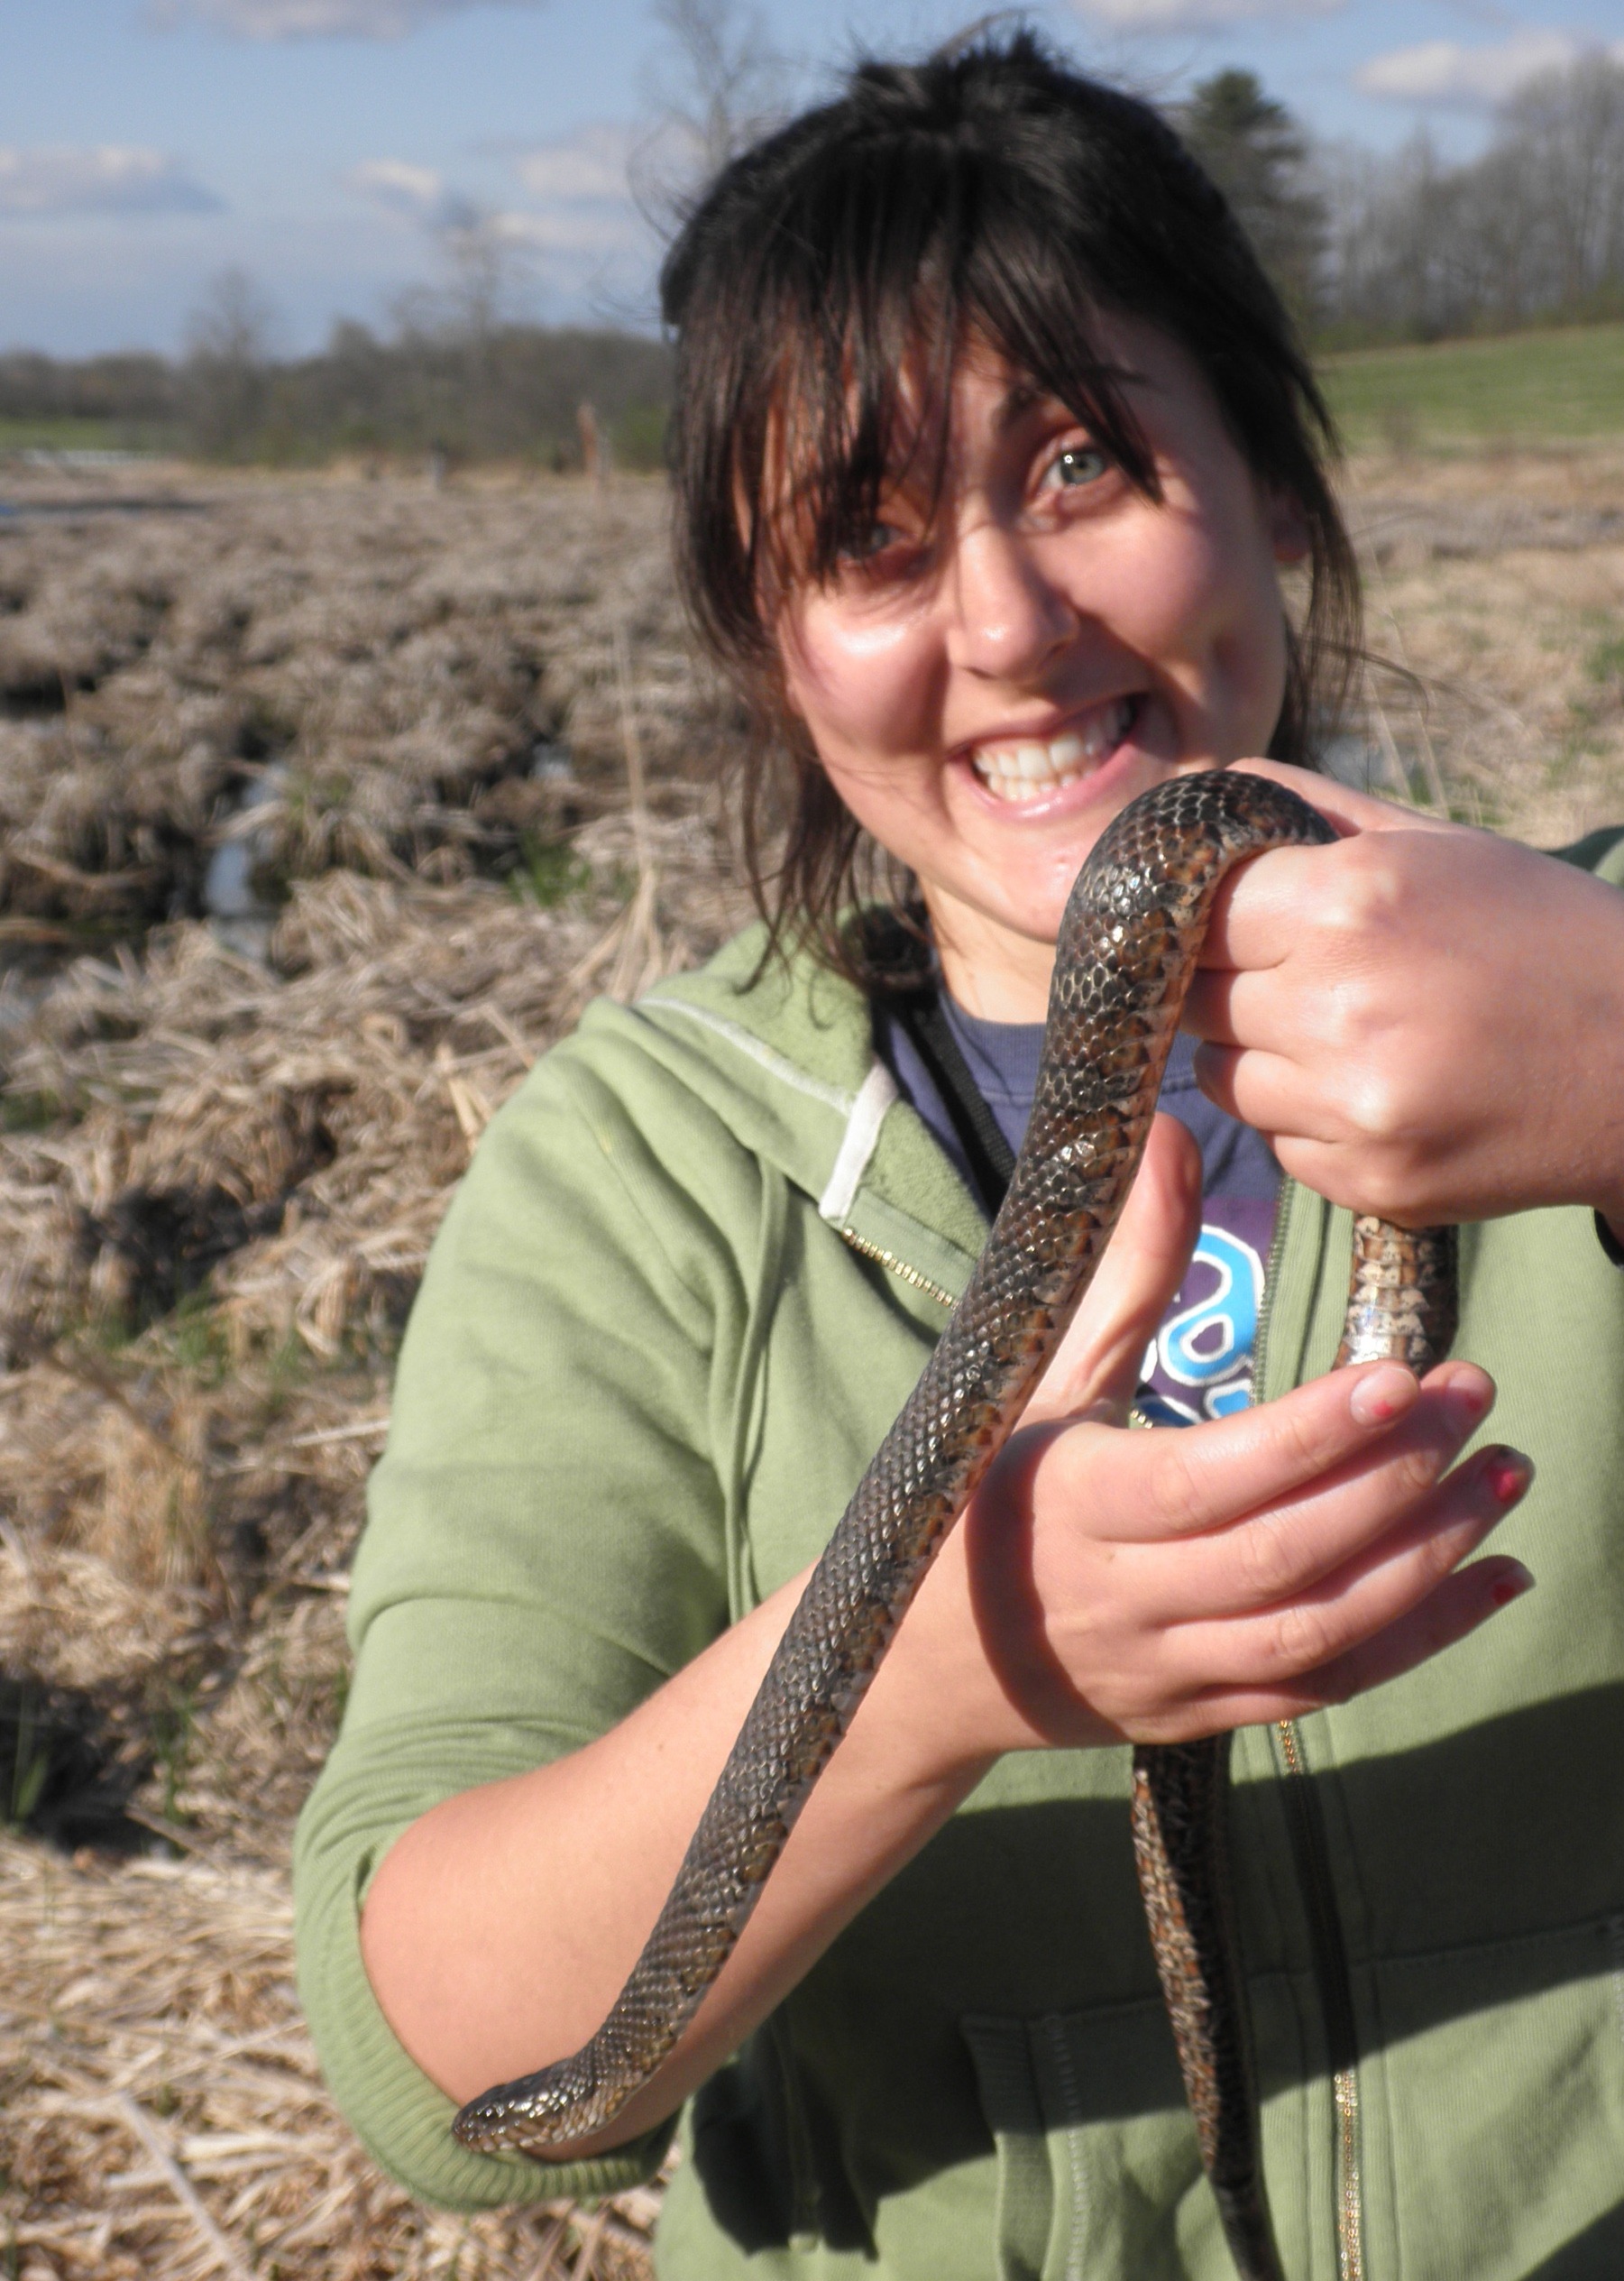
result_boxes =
[296,32,1624,2280]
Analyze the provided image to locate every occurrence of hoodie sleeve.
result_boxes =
[293,1023,754,2210]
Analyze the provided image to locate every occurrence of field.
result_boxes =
[1,436,1622,2279]
[1321,320,1624,451]
[0,421,177,458]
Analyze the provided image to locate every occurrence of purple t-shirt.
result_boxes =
[874,998,1280,1425]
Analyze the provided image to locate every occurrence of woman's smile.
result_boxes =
[963,694,1139,805]
[777,317,1307,1017]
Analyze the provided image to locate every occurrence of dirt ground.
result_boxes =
[0,444,1620,2279]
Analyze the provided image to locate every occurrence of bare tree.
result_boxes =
[636,0,794,216]
[1501,58,1624,310]
[181,268,276,459]
[1317,53,1624,340]
[436,197,530,342]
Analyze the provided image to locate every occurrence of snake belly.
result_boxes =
[453,768,1457,2281]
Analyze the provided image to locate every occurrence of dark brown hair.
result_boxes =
[658,26,1360,987]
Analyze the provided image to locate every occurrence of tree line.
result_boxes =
[1184,52,1624,345]
[3,47,1620,464]
[1,280,673,470]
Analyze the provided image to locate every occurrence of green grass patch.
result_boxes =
[510,832,592,909]
[0,1089,61,1135]
[163,1285,231,1383]
[1319,323,1624,450]
[0,414,176,455]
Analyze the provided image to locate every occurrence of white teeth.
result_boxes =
[971,700,1133,799]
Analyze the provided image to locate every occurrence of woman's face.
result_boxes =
[775,317,1307,1019]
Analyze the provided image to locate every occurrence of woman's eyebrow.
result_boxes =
[992,366,1149,435]
[993,381,1045,433]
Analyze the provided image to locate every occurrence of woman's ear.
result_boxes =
[1268,491,1311,568]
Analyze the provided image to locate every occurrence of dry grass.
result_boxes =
[1339,443,1624,842]
[0,462,749,2278]
[0,1834,662,2279]
[0,463,742,934]
[0,443,1620,2278]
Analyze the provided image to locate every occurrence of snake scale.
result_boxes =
[454,768,1458,2281]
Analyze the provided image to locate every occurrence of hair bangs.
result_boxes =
[740,136,1162,617]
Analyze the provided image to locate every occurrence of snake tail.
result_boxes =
[1131,1214,1457,2281]
[1133,1735,1285,2281]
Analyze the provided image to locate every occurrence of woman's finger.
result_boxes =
[1139,1390,1514,1621]
[1170,1441,1531,1688]
[1035,1356,1492,1549]
[1179,965,1308,1052]
[1225,759,1465,843]
[1151,1557,1534,1739]
[1184,1042,1347,1148]
[1277,1553,1534,1707]
[1024,1112,1201,1426]
[1173,1557,1534,1737]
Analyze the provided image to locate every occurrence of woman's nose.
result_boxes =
[944,519,1079,684]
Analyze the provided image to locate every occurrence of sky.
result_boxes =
[2,0,1622,358]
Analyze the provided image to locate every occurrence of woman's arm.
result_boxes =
[1188,762,1624,1237]
[360,1118,1530,2157]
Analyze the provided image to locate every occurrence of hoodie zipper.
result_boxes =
[1275,1719,1365,2281]
[837,1225,958,1311]
[1255,1185,1366,2281]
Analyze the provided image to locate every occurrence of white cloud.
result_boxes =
[342,121,647,305]
[149,0,542,39]
[1355,29,1624,108]
[1071,0,1341,28]
[512,124,632,204]
[491,124,645,258]
[0,145,222,218]
[344,128,641,260]
[345,157,447,217]
[489,207,639,254]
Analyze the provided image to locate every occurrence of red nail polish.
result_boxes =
[1491,1564,1534,1607]
[1487,1453,1531,1505]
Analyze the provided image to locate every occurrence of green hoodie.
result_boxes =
[295,831,1624,2281]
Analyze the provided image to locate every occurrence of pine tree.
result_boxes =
[1178,70,1327,329]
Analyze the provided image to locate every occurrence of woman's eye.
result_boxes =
[843,520,905,562]
[831,520,922,585]
[1045,445,1109,491]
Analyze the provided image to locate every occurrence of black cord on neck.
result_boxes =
[893,989,1018,1220]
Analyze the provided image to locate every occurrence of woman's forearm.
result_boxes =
[358,1550,989,2158]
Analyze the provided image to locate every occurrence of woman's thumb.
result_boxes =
[1026,1112,1203,1426]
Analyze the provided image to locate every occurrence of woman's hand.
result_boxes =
[881,1115,1532,1771]
[1181,759,1624,1235]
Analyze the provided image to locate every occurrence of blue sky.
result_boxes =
[3,0,1622,357]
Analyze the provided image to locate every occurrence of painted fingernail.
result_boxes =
[1449,1374,1493,1426]
[1350,1364,1417,1426]
[1491,1561,1535,1607]
[1484,1449,1534,1505]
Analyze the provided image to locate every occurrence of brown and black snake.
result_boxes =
[453,767,1458,2281]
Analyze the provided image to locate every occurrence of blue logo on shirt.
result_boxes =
[1141,1222,1267,1425]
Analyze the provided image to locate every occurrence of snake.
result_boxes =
[453,767,1458,2281]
